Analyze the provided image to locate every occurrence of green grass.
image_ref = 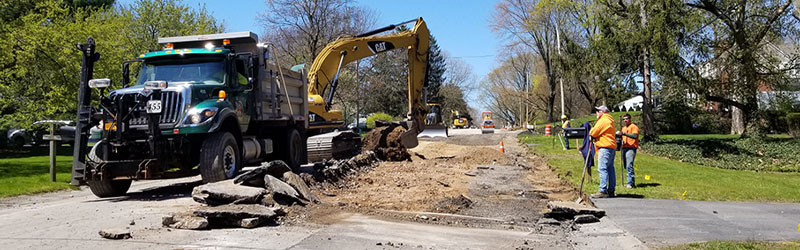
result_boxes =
[520,134,800,202]
[0,146,77,197]
[662,241,800,250]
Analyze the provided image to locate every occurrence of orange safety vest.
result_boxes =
[622,123,640,149]
[589,113,616,150]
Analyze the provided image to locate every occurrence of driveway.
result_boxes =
[593,198,800,247]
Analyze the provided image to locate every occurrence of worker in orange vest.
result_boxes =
[589,106,617,198]
[617,113,640,189]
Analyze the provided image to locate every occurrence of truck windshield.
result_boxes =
[136,57,226,85]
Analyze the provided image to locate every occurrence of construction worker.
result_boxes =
[561,115,571,150]
[617,113,639,189]
[589,106,617,198]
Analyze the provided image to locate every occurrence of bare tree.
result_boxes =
[491,0,566,122]
[258,0,376,67]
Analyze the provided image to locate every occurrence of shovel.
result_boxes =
[576,142,592,204]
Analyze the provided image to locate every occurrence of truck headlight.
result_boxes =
[88,78,111,89]
[181,107,218,126]
[143,80,167,90]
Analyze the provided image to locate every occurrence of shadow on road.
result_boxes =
[613,193,645,198]
[87,180,203,202]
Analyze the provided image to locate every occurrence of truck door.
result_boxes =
[230,55,252,131]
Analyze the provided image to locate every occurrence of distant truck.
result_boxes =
[72,32,309,197]
[481,111,494,134]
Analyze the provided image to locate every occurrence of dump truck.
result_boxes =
[71,33,310,197]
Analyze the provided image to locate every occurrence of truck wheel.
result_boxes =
[199,132,241,183]
[278,129,303,170]
[87,141,132,197]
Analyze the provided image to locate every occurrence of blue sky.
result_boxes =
[168,0,500,109]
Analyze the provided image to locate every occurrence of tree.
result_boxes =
[0,0,223,129]
[480,52,535,125]
[425,35,446,104]
[492,0,570,122]
[258,0,375,67]
[683,0,798,136]
[442,54,477,116]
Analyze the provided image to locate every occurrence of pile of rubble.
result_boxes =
[162,161,319,230]
[161,126,411,230]
[311,151,381,183]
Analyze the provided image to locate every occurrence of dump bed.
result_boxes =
[258,62,308,127]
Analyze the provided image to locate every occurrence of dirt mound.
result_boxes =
[362,125,410,161]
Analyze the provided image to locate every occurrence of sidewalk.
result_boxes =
[593,198,800,247]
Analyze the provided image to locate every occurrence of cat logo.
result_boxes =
[367,41,395,54]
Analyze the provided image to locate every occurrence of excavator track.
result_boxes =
[307,130,362,163]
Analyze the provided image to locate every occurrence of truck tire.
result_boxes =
[278,129,304,170]
[87,141,132,197]
[199,132,241,183]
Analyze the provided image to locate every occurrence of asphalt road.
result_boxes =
[0,129,567,250]
[594,198,800,247]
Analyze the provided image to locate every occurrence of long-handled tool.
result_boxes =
[576,148,592,204]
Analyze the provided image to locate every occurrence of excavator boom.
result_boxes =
[306,17,430,155]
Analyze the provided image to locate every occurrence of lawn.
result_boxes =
[0,146,77,197]
[663,241,800,250]
[520,134,800,202]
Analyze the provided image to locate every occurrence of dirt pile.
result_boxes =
[362,125,411,161]
[163,161,315,230]
[321,142,506,212]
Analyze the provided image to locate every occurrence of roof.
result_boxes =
[137,48,230,59]
[158,32,258,44]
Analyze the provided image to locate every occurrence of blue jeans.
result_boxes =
[622,148,637,186]
[563,135,570,149]
[597,148,616,194]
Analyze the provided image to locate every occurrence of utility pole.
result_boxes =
[355,59,360,133]
[525,70,529,127]
[556,20,565,118]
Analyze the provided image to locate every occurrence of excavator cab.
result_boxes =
[418,103,448,138]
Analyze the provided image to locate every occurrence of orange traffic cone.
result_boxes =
[499,140,505,153]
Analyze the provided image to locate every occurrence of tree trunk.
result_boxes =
[639,0,656,141]
[730,97,745,135]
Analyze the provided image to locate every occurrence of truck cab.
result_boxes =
[74,32,308,197]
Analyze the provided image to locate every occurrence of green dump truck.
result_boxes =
[72,32,310,197]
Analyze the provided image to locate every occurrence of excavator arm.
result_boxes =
[306,17,430,148]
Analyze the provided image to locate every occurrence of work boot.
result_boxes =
[626,184,634,189]
[590,192,611,199]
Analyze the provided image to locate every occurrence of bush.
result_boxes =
[691,111,731,134]
[366,112,394,129]
[788,113,800,138]
[642,136,800,172]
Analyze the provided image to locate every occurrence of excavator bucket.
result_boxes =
[417,124,448,138]
[400,127,420,148]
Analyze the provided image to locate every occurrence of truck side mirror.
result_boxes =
[122,62,130,87]
[248,56,257,85]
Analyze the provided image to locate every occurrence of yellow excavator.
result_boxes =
[305,17,431,162]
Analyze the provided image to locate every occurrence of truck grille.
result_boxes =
[126,91,184,127]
